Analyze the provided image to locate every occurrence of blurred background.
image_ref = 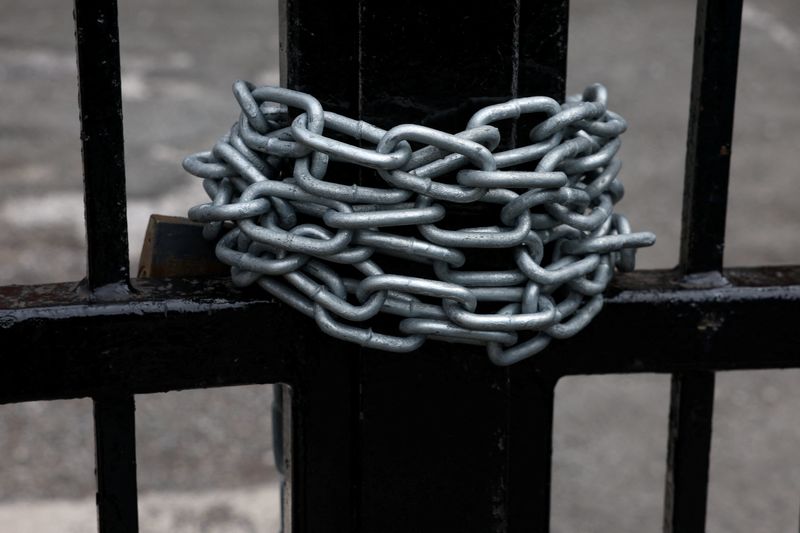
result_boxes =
[0,0,798,531]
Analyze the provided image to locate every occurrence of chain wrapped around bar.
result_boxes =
[183,81,655,365]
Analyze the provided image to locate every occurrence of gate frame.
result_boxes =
[1,0,798,532]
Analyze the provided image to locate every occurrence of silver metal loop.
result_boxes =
[583,158,622,200]
[560,137,621,175]
[416,195,532,249]
[529,101,606,142]
[233,80,272,134]
[285,269,386,322]
[493,130,564,168]
[380,294,448,321]
[433,261,527,287]
[561,231,657,256]
[456,170,567,189]
[376,124,495,203]
[573,110,627,138]
[291,113,413,170]
[501,187,591,227]
[286,223,374,264]
[237,183,354,256]
[355,230,465,267]
[442,295,557,333]
[611,214,638,272]
[357,275,478,312]
[238,122,311,158]
[292,155,411,205]
[545,193,614,232]
[377,124,497,171]
[567,255,614,296]
[229,122,279,177]
[515,248,601,287]
[214,141,272,184]
[488,333,552,366]
[323,203,445,229]
[183,151,234,179]
[582,83,608,106]
[314,305,426,352]
[399,319,518,346]
[199,177,234,240]
[256,276,316,317]
[418,216,532,249]
[467,96,561,129]
[216,229,310,277]
[403,125,501,174]
[248,84,326,134]
[188,197,271,223]
[546,294,604,339]
[536,135,597,172]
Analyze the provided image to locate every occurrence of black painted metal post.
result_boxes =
[282,1,568,531]
[94,394,139,533]
[666,1,743,532]
[679,0,743,273]
[664,371,716,533]
[286,348,359,533]
[75,1,139,531]
[75,0,131,291]
[508,373,559,533]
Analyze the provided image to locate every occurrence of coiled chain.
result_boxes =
[183,80,655,365]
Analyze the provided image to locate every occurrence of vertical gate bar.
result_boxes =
[679,0,743,273]
[287,350,359,533]
[508,374,558,533]
[93,394,139,533]
[74,0,131,289]
[283,0,567,530]
[663,372,716,533]
[667,2,743,532]
[281,1,360,532]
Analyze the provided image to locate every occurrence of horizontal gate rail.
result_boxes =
[1,266,798,405]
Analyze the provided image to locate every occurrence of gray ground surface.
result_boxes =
[0,0,798,531]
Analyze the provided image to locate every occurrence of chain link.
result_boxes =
[184,80,655,365]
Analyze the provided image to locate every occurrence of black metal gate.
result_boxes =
[1,0,798,532]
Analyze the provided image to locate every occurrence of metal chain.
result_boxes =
[183,80,655,365]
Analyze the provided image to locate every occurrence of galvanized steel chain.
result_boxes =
[183,80,655,365]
